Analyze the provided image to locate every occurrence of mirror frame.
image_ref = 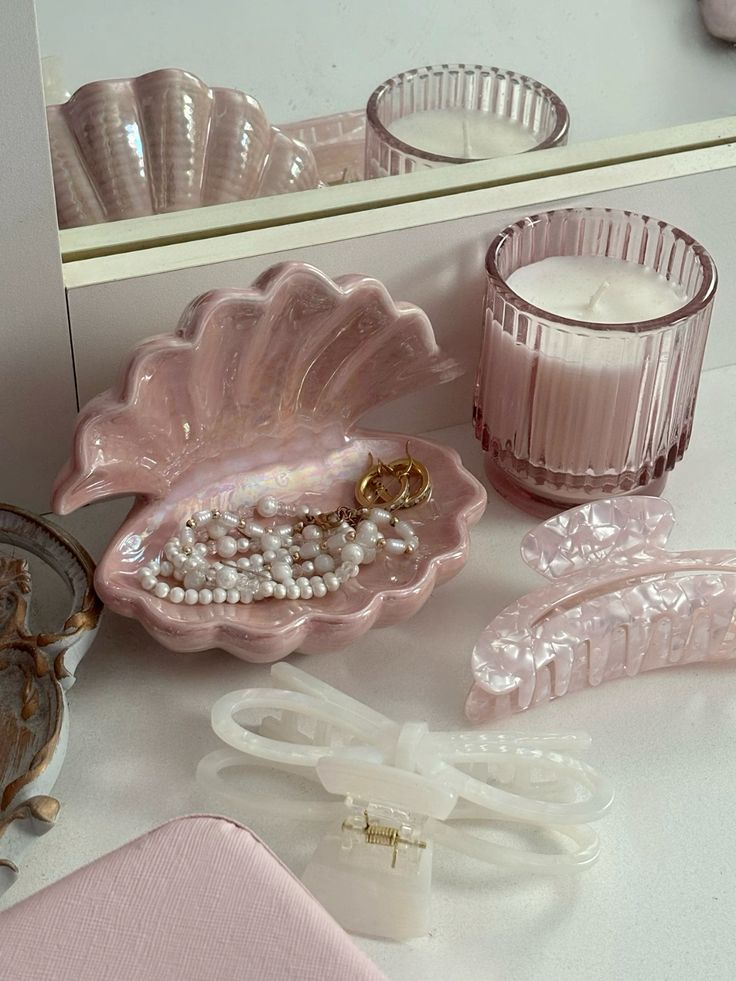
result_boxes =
[58,116,736,263]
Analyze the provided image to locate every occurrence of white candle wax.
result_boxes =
[388,108,537,159]
[506,256,687,323]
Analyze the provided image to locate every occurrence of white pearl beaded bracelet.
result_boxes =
[138,496,421,606]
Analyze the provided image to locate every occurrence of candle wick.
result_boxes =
[462,116,472,158]
[586,280,611,313]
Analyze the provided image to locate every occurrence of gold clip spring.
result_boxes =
[342,810,427,869]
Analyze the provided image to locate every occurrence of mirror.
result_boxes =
[35,0,736,250]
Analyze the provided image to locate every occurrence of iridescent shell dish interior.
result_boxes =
[47,68,322,229]
[466,497,736,723]
[53,263,486,661]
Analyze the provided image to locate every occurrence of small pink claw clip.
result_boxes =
[467,497,736,723]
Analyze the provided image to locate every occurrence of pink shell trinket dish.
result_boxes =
[466,497,736,723]
[47,68,321,229]
[53,263,486,661]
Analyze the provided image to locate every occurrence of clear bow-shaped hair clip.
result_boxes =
[467,497,736,723]
[198,664,613,940]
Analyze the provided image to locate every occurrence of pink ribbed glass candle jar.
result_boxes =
[474,208,717,516]
[365,64,568,179]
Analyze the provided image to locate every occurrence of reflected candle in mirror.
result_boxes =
[388,108,538,160]
[365,64,568,178]
[474,209,717,517]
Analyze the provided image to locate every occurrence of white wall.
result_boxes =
[0,1,78,512]
[36,0,736,140]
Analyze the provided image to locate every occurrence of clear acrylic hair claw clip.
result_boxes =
[198,663,613,940]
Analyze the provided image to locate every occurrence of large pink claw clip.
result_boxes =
[467,497,736,723]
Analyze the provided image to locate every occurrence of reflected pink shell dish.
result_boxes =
[53,262,486,661]
[280,109,366,184]
[466,497,736,723]
[47,68,321,229]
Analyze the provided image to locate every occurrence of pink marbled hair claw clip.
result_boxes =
[467,496,736,723]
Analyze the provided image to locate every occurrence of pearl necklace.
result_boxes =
[138,496,420,606]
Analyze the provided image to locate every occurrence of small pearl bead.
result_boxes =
[140,575,157,591]
[216,535,238,558]
[394,520,415,541]
[297,504,311,518]
[313,553,335,574]
[299,541,320,560]
[355,520,379,546]
[369,508,391,526]
[180,528,195,546]
[239,590,253,604]
[302,524,322,541]
[261,532,281,551]
[226,589,240,604]
[310,576,327,597]
[184,589,199,605]
[250,554,264,571]
[153,581,170,599]
[300,561,315,576]
[327,532,348,551]
[262,549,277,563]
[216,566,239,589]
[160,560,173,577]
[273,583,287,600]
[193,510,212,525]
[286,583,300,600]
[384,538,407,556]
[236,557,251,571]
[245,520,264,537]
[361,547,377,564]
[270,561,292,582]
[212,588,227,603]
[341,543,365,565]
[296,576,310,587]
[323,572,339,592]
[256,581,275,600]
[221,511,239,527]
[169,586,185,603]
[299,584,314,600]
[198,588,213,605]
[257,496,279,518]
[207,521,228,540]
[237,538,250,552]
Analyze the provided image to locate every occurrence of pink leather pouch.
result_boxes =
[0,815,386,981]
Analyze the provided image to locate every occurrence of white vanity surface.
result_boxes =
[2,363,734,981]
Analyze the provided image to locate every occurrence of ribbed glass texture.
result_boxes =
[474,208,718,515]
[365,63,568,179]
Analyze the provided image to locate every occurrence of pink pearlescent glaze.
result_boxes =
[466,497,736,723]
[699,0,736,40]
[46,68,321,230]
[53,262,486,662]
